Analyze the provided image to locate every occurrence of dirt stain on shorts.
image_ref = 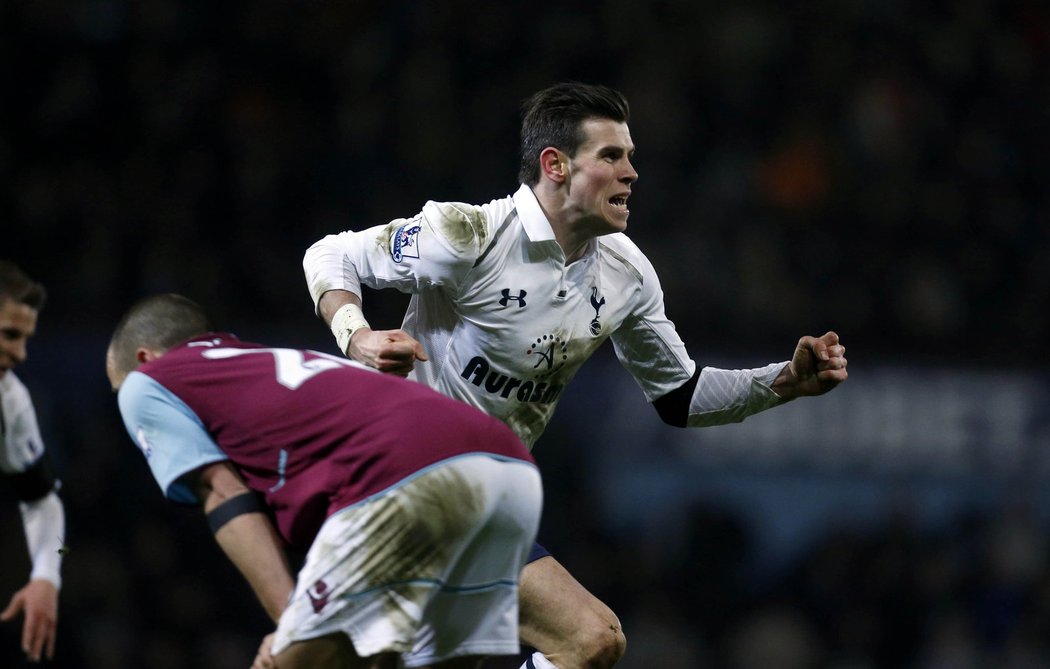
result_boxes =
[349,465,487,625]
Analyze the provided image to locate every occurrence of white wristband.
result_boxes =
[331,303,371,356]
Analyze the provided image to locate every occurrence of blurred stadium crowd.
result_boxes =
[2,0,1049,667]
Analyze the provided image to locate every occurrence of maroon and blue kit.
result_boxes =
[115,333,533,549]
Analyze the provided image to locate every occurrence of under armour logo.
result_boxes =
[499,289,527,308]
[589,287,606,336]
[307,579,330,614]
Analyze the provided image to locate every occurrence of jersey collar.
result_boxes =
[513,184,557,242]
[512,183,599,262]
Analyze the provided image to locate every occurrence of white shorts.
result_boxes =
[271,454,542,667]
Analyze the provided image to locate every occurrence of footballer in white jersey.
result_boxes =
[302,82,847,669]
[305,185,787,449]
[0,372,64,589]
[1,260,64,664]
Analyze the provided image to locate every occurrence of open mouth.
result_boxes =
[609,195,629,211]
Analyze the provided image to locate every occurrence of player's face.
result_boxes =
[564,118,638,236]
[0,298,38,379]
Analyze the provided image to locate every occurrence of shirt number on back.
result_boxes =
[202,347,365,389]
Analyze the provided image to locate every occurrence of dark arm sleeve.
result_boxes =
[5,454,58,502]
[652,368,701,428]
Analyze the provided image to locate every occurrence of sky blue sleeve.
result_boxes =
[116,371,228,504]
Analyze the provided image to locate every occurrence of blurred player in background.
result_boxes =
[303,82,848,669]
[106,293,542,669]
[0,260,65,664]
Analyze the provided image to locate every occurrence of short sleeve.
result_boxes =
[116,371,228,504]
[0,372,46,474]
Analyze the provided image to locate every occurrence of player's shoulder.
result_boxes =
[0,370,32,406]
[597,233,659,284]
[1,372,39,470]
[116,370,159,408]
[421,194,514,254]
[421,199,484,221]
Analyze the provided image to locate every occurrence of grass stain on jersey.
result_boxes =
[376,218,417,255]
[504,333,610,445]
[563,332,608,364]
[432,202,489,253]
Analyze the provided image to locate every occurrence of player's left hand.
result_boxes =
[251,632,277,669]
[1,579,58,662]
[773,331,848,399]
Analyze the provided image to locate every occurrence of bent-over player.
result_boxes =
[107,293,542,669]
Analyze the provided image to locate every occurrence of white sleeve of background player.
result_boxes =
[0,372,46,474]
[688,362,789,426]
[117,372,228,505]
[18,491,64,589]
[303,200,488,313]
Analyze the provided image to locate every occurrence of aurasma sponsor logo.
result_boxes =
[460,356,563,403]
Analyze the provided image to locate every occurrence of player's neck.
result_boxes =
[548,218,592,264]
[535,187,596,264]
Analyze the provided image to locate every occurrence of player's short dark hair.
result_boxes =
[108,293,213,379]
[0,260,47,310]
[518,82,631,186]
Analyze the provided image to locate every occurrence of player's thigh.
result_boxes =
[517,555,623,653]
[273,633,398,669]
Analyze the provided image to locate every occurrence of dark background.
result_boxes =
[2,1,1049,667]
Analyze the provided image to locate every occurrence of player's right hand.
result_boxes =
[251,632,276,669]
[347,328,429,377]
[1,579,58,663]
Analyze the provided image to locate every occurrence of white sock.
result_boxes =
[519,651,558,669]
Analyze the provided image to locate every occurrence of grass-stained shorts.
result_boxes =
[271,454,542,667]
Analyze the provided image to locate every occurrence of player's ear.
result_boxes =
[540,148,568,183]
[136,347,159,364]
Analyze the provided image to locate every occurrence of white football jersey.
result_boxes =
[305,185,695,448]
[1,371,46,474]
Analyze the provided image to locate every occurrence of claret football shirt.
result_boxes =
[116,334,533,549]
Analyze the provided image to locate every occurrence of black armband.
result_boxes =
[206,492,266,534]
[652,368,701,428]
[6,456,58,502]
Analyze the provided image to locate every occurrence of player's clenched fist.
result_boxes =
[251,633,276,669]
[773,331,848,400]
[347,328,429,377]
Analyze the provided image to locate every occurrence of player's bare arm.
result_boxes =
[194,462,295,623]
[318,289,428,376]
[771,331,848,400]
